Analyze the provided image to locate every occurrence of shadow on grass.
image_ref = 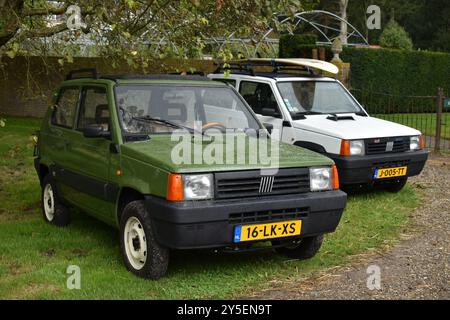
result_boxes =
[63,209,280,277]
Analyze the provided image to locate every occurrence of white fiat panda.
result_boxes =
[209,59,428,191]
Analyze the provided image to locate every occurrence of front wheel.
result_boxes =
[119,200,169,280]
[41,175,70,227]
[273,235,324,260]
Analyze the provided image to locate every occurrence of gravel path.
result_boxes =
[247,158,450,300]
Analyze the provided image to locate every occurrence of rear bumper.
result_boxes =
[329,150,429,185]
[145,191,347,250]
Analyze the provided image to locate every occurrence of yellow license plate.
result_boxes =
[233,220,302,243]
[374,166,408,179]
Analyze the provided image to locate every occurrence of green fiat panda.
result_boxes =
[34,69,347,279]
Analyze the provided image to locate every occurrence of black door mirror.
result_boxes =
[263,123,273,134]
[83,124,111,139]
[260,108,281,118]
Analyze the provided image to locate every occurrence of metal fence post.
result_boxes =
[435,87,444,153]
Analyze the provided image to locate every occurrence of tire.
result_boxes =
[273,235,324,260]
[41,175,70,227]
[119,200,169,280]
[382,178,408,193]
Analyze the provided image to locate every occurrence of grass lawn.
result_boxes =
[0,116,420,299]
[374,113,450,139]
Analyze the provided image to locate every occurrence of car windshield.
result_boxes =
[115,84,261,134]
[277,81,363,117]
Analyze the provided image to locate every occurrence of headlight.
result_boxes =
[183,174,213,200]
[349,140,365,155]
[310,167,333,192]
[340,140,365,156]
[410,136,421,150]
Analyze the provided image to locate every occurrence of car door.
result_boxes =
[61,85,116,221]
[46,86,81,188]
[239,80,284,140]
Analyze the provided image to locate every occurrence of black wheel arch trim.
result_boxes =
[294,141,327,154]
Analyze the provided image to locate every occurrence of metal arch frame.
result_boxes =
[296,10,369,45]
[206,10,368,58]
[138,10,369,58]
[266,10,369,47]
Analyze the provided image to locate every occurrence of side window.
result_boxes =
[77,87,110,132]
[239,81,280,118]
[52,88,79,128]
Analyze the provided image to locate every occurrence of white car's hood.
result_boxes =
[292,114,421,140]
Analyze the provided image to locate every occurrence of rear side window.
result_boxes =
[52,88,79,128]
[77,87,110,131]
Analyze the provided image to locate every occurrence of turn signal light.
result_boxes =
[332,165,340,190]
[419,135,425,150]
[167,173,183,201]
[340,140,351,156]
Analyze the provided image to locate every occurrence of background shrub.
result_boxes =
[379,20,414,51]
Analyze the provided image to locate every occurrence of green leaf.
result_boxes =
[6,50,16,59]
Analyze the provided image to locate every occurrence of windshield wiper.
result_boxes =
[131,116,204,135]
[295,111,324,116]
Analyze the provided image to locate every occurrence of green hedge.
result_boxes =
[342,48,450,113]
[341,48,450,97]
[279,39,450,113]
[279,43,335,60]
[279,34,318,59]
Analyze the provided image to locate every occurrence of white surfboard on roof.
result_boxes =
[232,58,339,75]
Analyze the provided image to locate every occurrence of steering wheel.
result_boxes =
[202,122,227,132]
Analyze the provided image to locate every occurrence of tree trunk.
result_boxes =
[339,0,348,45]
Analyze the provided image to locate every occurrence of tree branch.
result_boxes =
[21,23,68,39]
[22,3,70,16]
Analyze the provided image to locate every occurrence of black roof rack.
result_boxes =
[101,74,210,81]
[65,68,98,80]
[213,60,318,78]
[65,69,211,82]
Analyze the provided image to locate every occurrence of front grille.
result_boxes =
[366,137,410,155]
[372,159,410,168]
[215,168,310,199]
[229,207,309,225]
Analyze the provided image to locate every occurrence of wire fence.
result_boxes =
[351,88,450,153]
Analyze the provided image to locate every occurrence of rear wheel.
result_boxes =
[273,235,324,260]
[119,200,169,279]
[41,175,70,227]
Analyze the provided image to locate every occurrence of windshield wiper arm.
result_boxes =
[131,116,204,135]
[294,111,324,115]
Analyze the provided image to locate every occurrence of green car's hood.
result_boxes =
[121,133,334,173]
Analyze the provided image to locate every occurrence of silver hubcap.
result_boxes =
[124,216,147,270]
[43,184,55,222]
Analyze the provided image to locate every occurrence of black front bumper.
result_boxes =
[145,191,347,250]
[329,150,429,185]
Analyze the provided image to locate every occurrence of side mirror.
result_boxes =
[83,124,111,139]
[263,123,273,134]
[260,108,281,118]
